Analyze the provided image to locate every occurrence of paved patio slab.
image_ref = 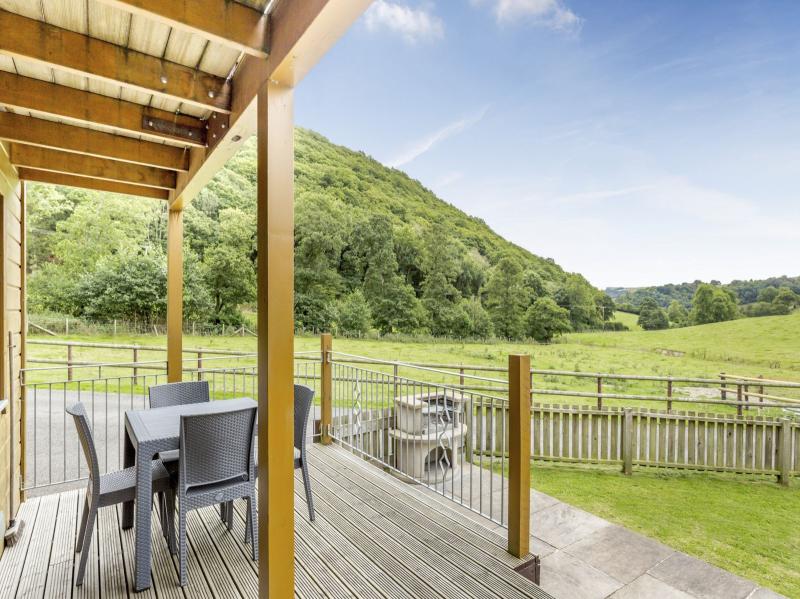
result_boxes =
[648,552,759,599]
[610,574,694,598]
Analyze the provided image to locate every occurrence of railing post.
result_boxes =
[778,419,791,487]
[321,333,332,445]
[622,408,633,476]
[393,363,399,400]
[736,384,743,417]
[508,353,531,558]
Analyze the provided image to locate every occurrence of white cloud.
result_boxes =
[387,106,489,168]
[364,1,444,44]
[473,0,582,32]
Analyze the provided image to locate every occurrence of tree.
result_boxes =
[691,284,738,325]
[638,303,670,330]
[757,286,779,303]
[483,255,527,339]
[525,298,571,342]
[336,290,372,336]
[461,297,493,338]
[667,300,689,326]
[421,225,463,336]
[594,292,616,322]
[555,274,601,330]
[773,287,799,312]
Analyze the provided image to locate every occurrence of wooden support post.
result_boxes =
[720,372,727,401]
[166,208,183,383]
[67,345,73,381]
[132,347,139,383]
[508,354,531,558]
[736,384,743,417]
[393,363,399,399]
[622,408,633,476]
[257,80,295,599]
[667,379,673,413]
[196,351,203,381]
[321,333,332,445]
[596,376,603,410]
[759,375,764,410]
[778,419,791,487]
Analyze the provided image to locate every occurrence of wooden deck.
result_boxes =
[1,443,551,598]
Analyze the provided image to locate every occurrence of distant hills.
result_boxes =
[607,276,800,309]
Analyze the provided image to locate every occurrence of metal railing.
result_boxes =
[21,357,320,494]
[326,360,512,527]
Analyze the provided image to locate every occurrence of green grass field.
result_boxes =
[533,463,799,597]
[25,311,800,594]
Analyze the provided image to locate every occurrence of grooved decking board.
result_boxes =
[2,443,555,598]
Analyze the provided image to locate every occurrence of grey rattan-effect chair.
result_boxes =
[176,405,258,587]
[67,403,176,586]
[294,384,316,521]
[148,381,210,466]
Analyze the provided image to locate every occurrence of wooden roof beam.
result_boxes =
[18,168,168,200]
[0,112,189,172]
[0,73,206,147]
[10,144,177,190]
[96,0,269,58]
[0,10,231,113]
[171,0,373,209]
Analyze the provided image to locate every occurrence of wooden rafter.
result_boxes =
[171,0,374,208]
[0,113,189,172]
[0,73,205,147]
[18,168,168,200]
[10,144,177,190]
[95,0,269,58]
[0,10,231,113]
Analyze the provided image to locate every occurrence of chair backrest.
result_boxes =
[294,384,315,452]
[179,406,257,491]
[149,380,210,409]
[66,403,100,494]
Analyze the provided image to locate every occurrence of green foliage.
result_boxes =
[667,300,689,326]
[335,290,372,336]
[26,128,608,340]
[525,297,572,342]
[483,255,527,339]
[637,298,670,330]
[691,284,739,325]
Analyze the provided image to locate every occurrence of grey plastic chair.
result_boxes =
[248,385,316,525]
[294,384,316,521]
[176,405,258,587]
[148,381,210,466]
[67,403,176,586]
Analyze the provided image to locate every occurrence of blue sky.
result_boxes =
[295,1,800,289]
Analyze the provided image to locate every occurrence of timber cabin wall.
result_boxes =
[0,141,24,557]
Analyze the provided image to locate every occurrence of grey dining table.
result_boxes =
[121,397,257,592]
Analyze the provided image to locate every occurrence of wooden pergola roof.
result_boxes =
[0,0,362,208]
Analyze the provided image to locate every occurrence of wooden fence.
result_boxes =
[473,403,799,483]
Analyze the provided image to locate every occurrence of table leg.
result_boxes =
[122,426,135,529]
[134,447,154,592]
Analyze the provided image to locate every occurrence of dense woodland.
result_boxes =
[27,128,616,342]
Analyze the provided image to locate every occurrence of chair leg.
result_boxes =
[247,495,258,562]
[219,501,227,523]
[302,462,315,522]
[165,491,177,555]
[75,502,97,586]
[179,506,188,587]
[76,495,89,552]
[226,501,234,531]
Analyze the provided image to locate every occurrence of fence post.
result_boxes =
[393,363,399,400]
[759,375,764,409]
[596,376,603,410]
[720,372,727,401]
[736,384,743,417]
[622,408,633,476]
[67,344,74,382]
[667,379,673,413]
[778,419,791,487]
[197,351,203,381]
[133,347,139,384]
[321,333,332,445]
[508,353,531,558]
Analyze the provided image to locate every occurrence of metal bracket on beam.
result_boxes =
[142,114,206,145]
[206,112,231,151]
